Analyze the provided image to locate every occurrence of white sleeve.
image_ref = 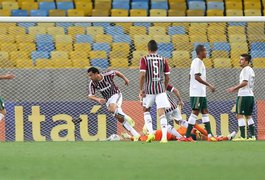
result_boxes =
[193,60,202,75]
[241,68,249,81]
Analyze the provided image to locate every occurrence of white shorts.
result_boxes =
[106,93,123,108]
[166,107,182,122]
[142,93,171,109]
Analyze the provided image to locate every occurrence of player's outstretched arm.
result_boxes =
[88,95,106,105]
[227,80,248,93]
[195,74,215,92]
[115,71,129,86]
[0,73,15,80]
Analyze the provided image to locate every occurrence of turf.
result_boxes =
[0,141,265,180]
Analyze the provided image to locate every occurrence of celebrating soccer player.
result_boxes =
[87,67,140,141]
[227,54,256,141]
[179,45,216,142]
[139,40,171,143]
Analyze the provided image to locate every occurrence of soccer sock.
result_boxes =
[238,118,246,138]
[247,117,255,137]
[144,112,154,134]
[178,120,188,128]
[0,113,4,121]
[123,121,139,137]
[202,114,213,138]
[160,115,167,140]
[167,124,182,139]
[186,114,197,138]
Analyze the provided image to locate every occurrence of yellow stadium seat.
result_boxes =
[75,2,92,16]
[187,10,204,16]
[51,51,69,59]
[37,23,55,27]
[229,34,247,43]
[56,0,73,2]
[225,2,243,10]
[208,22,226,27]
[208,35,227,43]
[55,35,72,43]
[132,50,147,60]
[110,58,128,68]
[0,51,13,68]
[8,26,26,35]
[55,43,73,52]
[148,27,166,35]
[87,27,104,37]
[244,9,262,16]
[68,9,85,17]
[134,35,152,44]
[189,26,207,36]
[203,58,213,68]
[190,23,208,28]
[207,26,226,35]
[206,0,223,2]
[211,51,229,59]
[228,26,245,36]
[0,23,16,28]
[168,9,186,16]
[16,59,33,68]
[92,9,109,16]
[152,35,171,43]
[10,51,29,65]
[153,23,171,28]
[172,35,189,44]
[68,26,85,38]
[94,1,111,10]
[72,58,90,68]
[172,51,190,68]
[74,0,92,2]
[18,0,34,7]
[0,10,10,16]
[53,59,73,68]
[109,51,129,59]
[150,9,167,16]
[244,2,261,10]
[21,2,38,12]
[35,59,53,68]
[129,26,147,36]
[0,43,17,52]
[169,2,186,10]
[37,0,54,2]
[134,43,147,51]
[190,35,208,43]
[95,34,112,43]
[111,9,128,17]
[47,27,65,36]
[0,35,15,43]
[28,26,47,35]
[2,2,18,10]
[112,43,130,53]
[172,22,189,29]
[226,9,243,16]
[247,22,264,28]
[90,51,107,59]
[230,42,248,52]
[74,43,91,52]
[130,9,147,16]
[248,34,265,42]
[16,34,34,43]
[18,43,36,54]
[213,58,231,68]
[115,23,132,33]
[49,10,66,16]
[168,0,185,2]
[175,42,193,51]
[70,51,89,59]
[0,27,7,34]
[207,10,223,16]
[253,58,265,68]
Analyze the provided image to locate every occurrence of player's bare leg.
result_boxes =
[157,108,168,143]
[108,103,140,141]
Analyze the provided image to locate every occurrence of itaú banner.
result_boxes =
[0,100,263,142]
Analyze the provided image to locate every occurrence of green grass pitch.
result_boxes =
[0,141,265,180]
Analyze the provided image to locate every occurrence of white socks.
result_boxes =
[178,120,188,128]
[123,121,139,137]
[188,113,197,125]
[144,112,154,134]
[160,115,167,140]
[0,113,4,121]
[202,114,210,123]
[167,125,182,139]
[238,118,246,127]
[248,117,254,126]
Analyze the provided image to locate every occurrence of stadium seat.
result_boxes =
[208,35,227,43]
[172,35,190,44]
[228,26,245,36]
[49,10,66,16]
[244,1,261,10]
[212,42,230,51]
[227,10,243,16]
[75,35,93,43]
[35,59,53,68]
[229,34,247,43]
[134,35,152,45]
[244,9,262,16]
[16,59,34,68]
[94,1,111,10]
[134,22,152,28]
[18,42,36,54]
[207,2,224,10]
[190,35,208,43]
[37,42,55,52]
[93,22,111,28]
[72,58,90,68]
[187,10,205,16]
[12,10,27,16]
[250,42,265,50]
[110,58,128,68]
[158,43,174,51]
[87,27,104,38]
[129,26,147,36]
[68,26,85,37]
[111,9,128,16]
[151,2,169,10]
[213,58,231,68]
[0,35,15,43]
[2,2,18,10]
[106,26,124,36]
[168,26,186,35]
[188,1,206,11]
[112,42,130,52]
[74,43,91,52]
[251,50,265,58]
[21,2,38,12]
[252,58,265,68]
[131,2,149,10]
[53,58,73,68]
[55,43,73,52]
[169,2,186,10]
[225,1,242,10]
[150,9,167,16]
[203,58,214,68]
[55,35,72,43]
[153,35,171,43]
[36,34,53,43]
[30,10,48,16]
[31,51,50,61]
[68,9,85,16]
[92,9,110,16]
[0,43,17,52]
[211,51,229,59]
[248,35,265,43]
[95,34,112,43]
[10,51,29,64]
[51,51,68,59]
[0,10,10,16]
[75,2,93,16]
[157,50,172,58]
[130,9,147,16]
[8,26,26,35]
[91,59,109,69]
[148,27,166,35]
[90,51,107,59]
[168,9,186,16]
[0,27,7,34]
[113,35,131,43]
[92,43,111,54]
[56,2,74,11]
[48,27,65,36]
[172,50,190,68]
[110,50,129,59]
[207,10,223,16]
[112,1,130,10]
[39,2,56,11]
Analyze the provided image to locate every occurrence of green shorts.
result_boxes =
[236,96,254,116]
[190,97,208,112]
[0,97,5,110]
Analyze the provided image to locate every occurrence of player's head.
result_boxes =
[87,67,100,81]
[239,54,252,67]
[148,40,158,53]
[196,45,207,59]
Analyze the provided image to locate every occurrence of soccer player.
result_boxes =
[139,40,171,143]
[87,67,140,141]
[227,54,256,141]
[0,73,15,122]
[179,45,216,142]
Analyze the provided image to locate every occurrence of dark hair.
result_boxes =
[87,67,100,74]
[241,54,252,63]
[148,40,158,52]
[195,44,205,55]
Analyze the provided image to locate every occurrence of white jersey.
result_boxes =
[189,58,206,97]
[238,66,255,97]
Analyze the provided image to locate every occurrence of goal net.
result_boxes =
[0,17,264,142]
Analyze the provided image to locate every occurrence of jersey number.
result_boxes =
[153,61,159,76]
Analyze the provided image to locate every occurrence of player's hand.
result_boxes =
[139,90,146,100]
[124,78,129,86]
[227,87,236,93]
[208,84,215,92]
[178,100,184,109]
[4,73,15,79]
[97,98,106,105]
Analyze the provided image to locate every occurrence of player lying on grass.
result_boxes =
[87,67,140,141]
[227,54,256,141]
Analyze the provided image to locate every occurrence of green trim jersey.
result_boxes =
[189,58,206,97]
[238,66,255,97]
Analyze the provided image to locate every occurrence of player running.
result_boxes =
[0,72,15,123]
[179,45,216,142]
[87,67,140,141]
[227,54,256,141]
[139,40,171,143]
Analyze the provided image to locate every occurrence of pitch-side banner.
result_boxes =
[1,100,263,142]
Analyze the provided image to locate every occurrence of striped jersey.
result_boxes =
[165,84,178,114]
[140,53,170,94]
[88,70,120,100]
